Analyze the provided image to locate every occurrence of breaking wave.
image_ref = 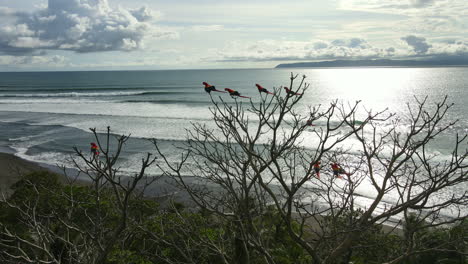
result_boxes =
[0,91,150,98]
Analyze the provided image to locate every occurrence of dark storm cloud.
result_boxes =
[401,35,432,54]
[0,0,175,55]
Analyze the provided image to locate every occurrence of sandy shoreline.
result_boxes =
[0,152,59,195]
[0,151,194,204]
[0,152,403,235]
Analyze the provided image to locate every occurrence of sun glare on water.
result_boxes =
[308,67,427,111]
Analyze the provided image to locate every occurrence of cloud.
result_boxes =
[214,38,396,62]
[428,40,468,56]
[0,54,68,66]
[336,0,467,43]
[0,7,16,16]
[130,7,158,22]
[0,0,176,55]
[410,0,435,7]
[338,0,467,27]
[213,36,468,62]
[313,42,328,50]
[340,0,440,10]
[401,35,432,54]
[331,38,370,49]
[191,25,225,32]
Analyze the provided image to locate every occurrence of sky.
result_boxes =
[0,0,467,71]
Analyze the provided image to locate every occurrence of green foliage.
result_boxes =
[320,210,402,264]
[398,214,468,264]
[108,250,153,264]
[1,171,466,264]
[256,206,312,264]
[350,231,402,264]
[1,171,63,231]
[318,211,467,264]
[0,171,162,263]
[9,170,62,206]
[142,209,227,263]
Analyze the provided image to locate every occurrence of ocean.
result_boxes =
[0,67,466,219]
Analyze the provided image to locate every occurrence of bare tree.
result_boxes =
[0,127,157,264]
[155,73,467,264]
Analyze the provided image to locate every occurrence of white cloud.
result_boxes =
[214,38,394,62]
[0,0,176,55]
[339,0,468,19]
[130,6,157,22]
[340,0,439,11]
[338,0,467,35]
[428,40,468,56]
[191,25,224,32]
[0,54,68,66]
[213,36,468,62]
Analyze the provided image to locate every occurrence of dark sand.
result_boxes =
[0,152,402,235]
[0,153,57,195]
[0,152,193,204]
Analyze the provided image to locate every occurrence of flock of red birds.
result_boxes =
[203,82,302,99]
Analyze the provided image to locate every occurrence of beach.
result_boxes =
[0,152,61,196]
[0,151,202,207]
[0,152,403,235]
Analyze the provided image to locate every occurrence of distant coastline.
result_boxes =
[275,59,468,68]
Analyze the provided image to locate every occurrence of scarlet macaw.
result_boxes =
[255,84,274,95]
[203,82,226,93]
[224,88,250,98]
[284,87,302,96]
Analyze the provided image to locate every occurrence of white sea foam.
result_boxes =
[9,136,33,142]
[0,91,148,98]
[0,99,108,104]
[0,101,212,120]
[15,149,74,169]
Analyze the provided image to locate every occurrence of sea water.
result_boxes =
[0,68,466,219]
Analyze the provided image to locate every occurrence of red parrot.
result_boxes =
[313,161,321,178]
[284,87,302,96]
[90,142,99,156]
[306,119,315,126]
[255,84,275,95]
[203,82,226,93]
[224,88,250,98]
[331,163,350,178]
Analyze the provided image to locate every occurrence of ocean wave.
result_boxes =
[122,99,214,104]
[0,90,200,98]
[0,85,196,93]
[0,99,109,104]
[0,91,152,98]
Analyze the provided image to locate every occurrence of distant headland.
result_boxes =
[275,59,468,68]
